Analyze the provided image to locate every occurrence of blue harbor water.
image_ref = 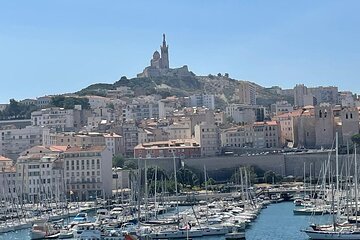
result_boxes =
[0,202,332,240]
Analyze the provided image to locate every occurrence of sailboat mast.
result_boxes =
[336,132,339,193]
[204,165,208,225]
[144,158,148,221]
[355,143,358,226]
[154,166,157,219]
[172,152,179,226]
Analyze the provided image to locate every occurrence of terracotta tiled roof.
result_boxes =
[49,145,70,152]
[64,145,106,152]
[0,156,12,161]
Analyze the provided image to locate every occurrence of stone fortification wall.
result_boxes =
[133,152,360,180]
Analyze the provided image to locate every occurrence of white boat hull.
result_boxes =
[304,229,360,239]
[29,230,46,240]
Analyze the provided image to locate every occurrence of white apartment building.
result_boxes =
[121,123,139,157]
[0,125,43,160]
[270,101,294,116]
[16,147,64,203]
[62,146,112,201]
[0,156,16,202]
[86,95,112,109]
[225,104,256,125]
[189,94,215,110]
[158,97,179,118]
[107,86,134,99]
[104,133,124,157]
[339,91,355,107]
[194,122,220,156]
[31,107,80,132]
[36,96,52,108]
[220,125,254,148]
[122,102,159,122]
[165,123,192,140]
[42,129,106,148]
[253,121,280,148]
[0,104,8,112]
[234,81,256,105]
[20,99,37,106]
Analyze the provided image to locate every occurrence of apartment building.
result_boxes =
[220,125,254,148]
[62,146,112,201]
[0,156,16,202]
[16,146,65,203]
[194,122,220,156]
[134,139,201,159]
[164,123,192,140]
[42,129,105,147]
[234,81,256,105]
[31,107,83,132]
[0,125,43,160]
[253,121,280,148]
[270,101,293,116]
[104,133,124,157]
[189,94,215,110]
[121,122,139,157]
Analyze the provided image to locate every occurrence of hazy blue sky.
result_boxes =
[1,0,360,103]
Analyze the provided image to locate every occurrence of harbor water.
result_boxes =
[0,202,332,240]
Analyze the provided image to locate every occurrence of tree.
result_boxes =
[106,103,115,110]
[263,170,283,184]
[123,160,138,170]
[230,166,259,184]
[50,96,90,110]
[112,155,125,168]
[352,134,360,145]
[177,167,200,187]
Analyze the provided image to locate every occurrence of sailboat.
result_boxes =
[302,134,360,239]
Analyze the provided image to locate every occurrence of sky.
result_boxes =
[1,0,360,103]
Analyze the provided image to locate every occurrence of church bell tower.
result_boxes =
[160,34,169,69]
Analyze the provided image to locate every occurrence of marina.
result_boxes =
[0,201,333,240]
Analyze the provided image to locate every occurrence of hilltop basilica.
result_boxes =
[137,34,193,78]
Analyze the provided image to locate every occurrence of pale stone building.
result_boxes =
[0,125,44,160]
[315,104,335,148]
[31,107,85,132]
[62,146,112,201]
[220,125,254,148]
[137,34,193,78]
[194,122,220,156]
[234,81,256,105]
[270,101,293,116]
[189,94,215,110]
[294,84,339,107]
[42,129,105,148]
[253,121,281,148]
[107,87,134,99]
[20,99,37,106]
[294,84,309,107]
[104,133,124,157]
[339,91,355,107]
[121,122,139,157]
[16,146,65,203]
[165,123,192,140]
[122,102,159,122]
[225,104,256,125]
[134,139,201,159]
[293,107,316,148]
[0,156,16,202]
[335,107,359,145]
[0,104,8,112]
[36,96,52,108]
[158,97,179,119]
